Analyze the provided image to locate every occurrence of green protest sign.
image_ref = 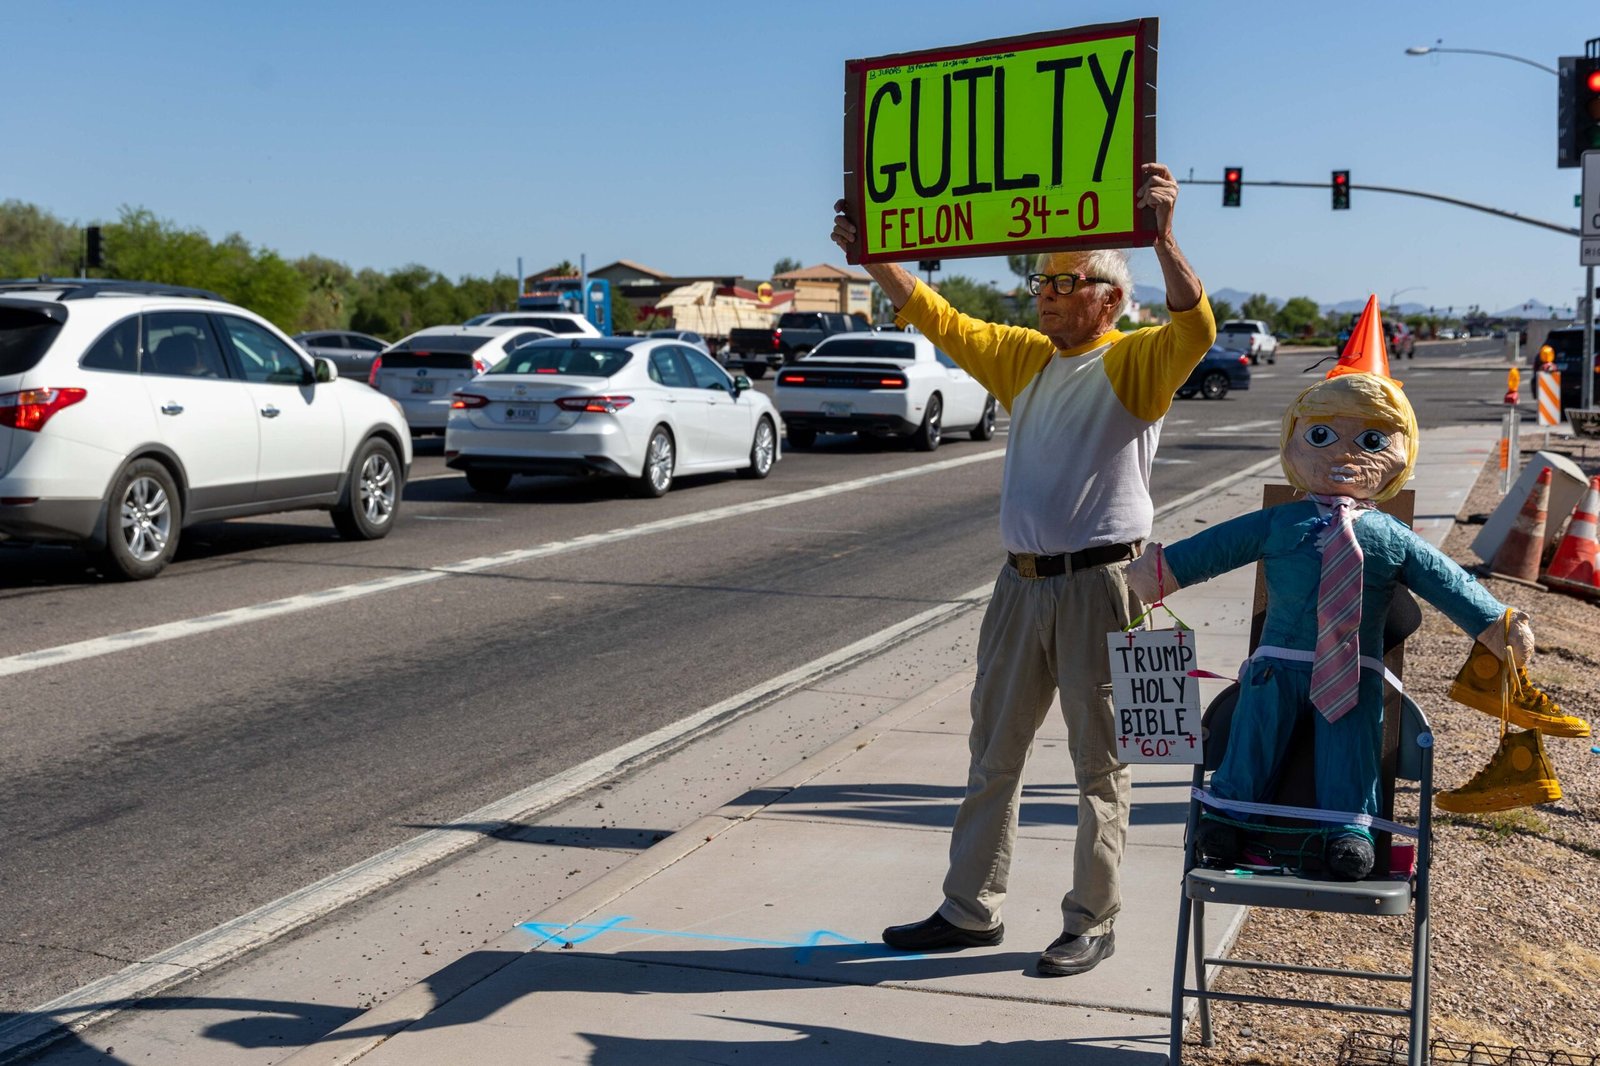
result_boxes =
[842,20,1159,264]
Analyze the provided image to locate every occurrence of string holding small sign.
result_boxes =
[1106,551,1203,764]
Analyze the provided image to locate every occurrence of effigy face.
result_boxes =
[1284,413,1411,501]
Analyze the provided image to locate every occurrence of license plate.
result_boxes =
[821,401,853,418]
[504,405,542,423]
[411,380,435,395]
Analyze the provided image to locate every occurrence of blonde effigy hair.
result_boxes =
[1280,373,1419,501]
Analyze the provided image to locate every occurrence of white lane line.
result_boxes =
[406,472,460,482]
[410,516,502,522]
[0,450,1006,679]
[1152,457,1195,465]
[1204,419,1279,435]
[2,582,995,1060]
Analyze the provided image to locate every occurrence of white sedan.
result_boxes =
[774,332,996,451]
[444,336,780,496]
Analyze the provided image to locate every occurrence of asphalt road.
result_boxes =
[0,336,1520,1011]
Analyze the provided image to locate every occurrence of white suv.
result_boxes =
[0,279,413,579]
[1218,319,1278,365]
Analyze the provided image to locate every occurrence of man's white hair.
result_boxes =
[1033,248,1133,320]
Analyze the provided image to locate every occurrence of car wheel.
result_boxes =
[969,396,997,441]
[911,393,943,451]
[332,437,402,539]
[787,426,816,450]
[100,458,182,580]
[739,417,777,479]
[466,469,512,494]
[747,364,767,380]
[1200,371,1230,400]
[635,425,675,497]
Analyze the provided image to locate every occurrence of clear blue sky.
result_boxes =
[4,0,1593,317]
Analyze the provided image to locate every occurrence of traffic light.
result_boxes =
[1331,170,1350,210]
[916,260,941,273]
[1222,167,1242,207]
[85,225,104,269]
[1558,50,1600,168]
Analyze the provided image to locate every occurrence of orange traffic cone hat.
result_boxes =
[1329,295,1398,382]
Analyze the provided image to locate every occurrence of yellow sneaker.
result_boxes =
[1446,642,1590,738]
[1435,729,1561,814]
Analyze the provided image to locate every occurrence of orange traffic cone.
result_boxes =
[1489,466,1551,586]
[1328,295,1399,384]
[1544,476,1600,600]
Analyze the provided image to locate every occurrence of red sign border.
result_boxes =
[842,19,1160,265]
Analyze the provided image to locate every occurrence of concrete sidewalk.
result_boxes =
[62,429,1500,1066]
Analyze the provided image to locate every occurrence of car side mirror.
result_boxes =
[731,373,752,396]
[314,357,339,384]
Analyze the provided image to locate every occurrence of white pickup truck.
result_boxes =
[773,332,996,452]
[1218,319,1278,365]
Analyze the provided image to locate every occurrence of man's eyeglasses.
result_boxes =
[1025,272,1114,297]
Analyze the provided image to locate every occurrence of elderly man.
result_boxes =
[830,162,1214,976]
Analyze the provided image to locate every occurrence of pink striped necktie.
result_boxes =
[1309,496,1365,722]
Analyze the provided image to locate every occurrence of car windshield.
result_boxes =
[487,346,633,377]
[389,335,489,354]
[809,338,917,361]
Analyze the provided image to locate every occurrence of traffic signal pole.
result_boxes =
[1181,177,1580,237]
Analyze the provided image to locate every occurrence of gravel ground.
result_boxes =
[1178,438,1600,1065]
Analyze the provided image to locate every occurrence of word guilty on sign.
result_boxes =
[863,53,1132,204]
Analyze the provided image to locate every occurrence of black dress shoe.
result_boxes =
[1036,930,1116,976]
[882,912,1003,951]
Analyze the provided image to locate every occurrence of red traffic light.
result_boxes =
[1334,173,1347,185]
[1588,69,1600,92]
[1225,169,1240,181]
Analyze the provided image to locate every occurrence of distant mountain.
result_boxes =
[1491,299,1575,319]
[1132,282,1458,319]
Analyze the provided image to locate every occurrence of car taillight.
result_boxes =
[772,329,782,351]
[368,355,383,386]
[555,395,634,413]
[779,373,806,384]
[0,388,87,432]
[472,357,490,375]
[877,377,908,389]
[452,393,489,409]
[1238,355,1250,366]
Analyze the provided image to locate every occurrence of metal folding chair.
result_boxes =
[1168,486,1435,1066]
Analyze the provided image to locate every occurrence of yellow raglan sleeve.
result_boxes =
[893,280,1056,411]
[1100,293,1218,422]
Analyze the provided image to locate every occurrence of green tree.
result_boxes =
[103,207,306,329]
[936,275,1013,324]
[1240,292,1276,322]
[611,293,639,334]
[771,257,801,278]
[1003,254,1040,329]
[0,200,80,277]
[1274,296,1321,338]
[1208,296,1237,323]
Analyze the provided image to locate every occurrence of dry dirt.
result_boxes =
[1177,438,1600,1065]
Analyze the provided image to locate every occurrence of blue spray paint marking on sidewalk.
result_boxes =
[517,917,926,961]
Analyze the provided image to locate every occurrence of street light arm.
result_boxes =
[1404,45,1558,76]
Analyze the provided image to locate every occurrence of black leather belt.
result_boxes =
[1007,542,1137,579]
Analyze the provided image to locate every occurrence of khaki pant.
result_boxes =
[938,559,1137,938]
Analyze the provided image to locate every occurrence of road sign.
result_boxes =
[1583,151,1600,237]
[842,19,1159,264]
[1582,238,1600,266]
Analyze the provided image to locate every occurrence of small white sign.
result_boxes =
[1581,237,1600,267]
[1106,628,1203,764]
